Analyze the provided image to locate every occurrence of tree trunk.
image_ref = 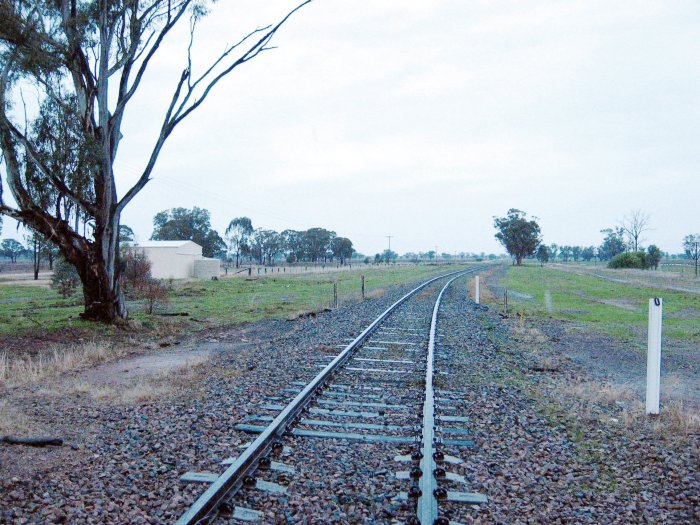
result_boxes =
[50,210,127,323]
[77,243,127,322]
[32,239,40,280]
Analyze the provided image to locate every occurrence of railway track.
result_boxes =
[177,268,488,524]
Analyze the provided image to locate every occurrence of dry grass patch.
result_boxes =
[654,401,700,436]
[564,380,700,438]
[47,378,173,404]
[530,354,560,372]
[0,341,128,387]
[619,400,700,437]
[120,380,173,404]
[512,326,550,344]
[53,380,114,400]
[475,268,500,304]
[569,380,635,405]
[38,353,210,405]
[116,355,210,403]
[366,288,386,299]
[0,400,33,436]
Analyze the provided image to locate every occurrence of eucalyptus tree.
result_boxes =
[280,229,304,263]
[250,228,281,266]
[25,230,49,279]
[225,217,253,268]
[304,227,335,262]
[330,236,354,265]
[535,244,550,266]
[0,0,312,321]
[493,209,541,266]
[559,245,572,262]
[151,207,224,258]
[0,238,24,262]
[581,246,596,261]
[684,234,700,276]
[599,228,626,260]
[646,245,662,270]
[549,243,558,261]
[572,246,582,262]
[119,225,135,244]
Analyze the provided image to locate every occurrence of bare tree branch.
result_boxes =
[620,209,651,252]
[116,0,313,213]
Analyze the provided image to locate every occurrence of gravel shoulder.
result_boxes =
[442,284,698,524]
[1,271,697,524]
[487,265,700,408]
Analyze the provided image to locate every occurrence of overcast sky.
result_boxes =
[3,0,700,256]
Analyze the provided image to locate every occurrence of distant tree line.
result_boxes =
[146,208,356,266]
[494,208,695,272]
[0,230,59,279]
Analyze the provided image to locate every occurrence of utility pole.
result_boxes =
[386,235,393,253]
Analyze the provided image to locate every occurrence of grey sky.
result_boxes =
[4,1,700,256]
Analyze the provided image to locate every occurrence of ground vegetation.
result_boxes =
[0,0,312,322]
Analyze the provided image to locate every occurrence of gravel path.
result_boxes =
[1,272,697,524]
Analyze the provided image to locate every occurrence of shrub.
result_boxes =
[122,250,152,297]
[608,251,647,269]
[50,257,80,298]
[646,245,662,270]
[141,279,169,314]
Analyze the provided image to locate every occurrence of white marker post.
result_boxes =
[646,298,663,415]
[474,276,480,304]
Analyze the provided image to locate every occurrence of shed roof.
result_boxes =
[132,240,199,248]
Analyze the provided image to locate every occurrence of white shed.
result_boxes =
[130,240,220,280]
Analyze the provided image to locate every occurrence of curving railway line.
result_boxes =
[177,268,488,525]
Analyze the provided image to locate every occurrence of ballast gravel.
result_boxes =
[1,272,697,524]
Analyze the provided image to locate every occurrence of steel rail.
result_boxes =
[417,272,467,525]
[176,267,482,525]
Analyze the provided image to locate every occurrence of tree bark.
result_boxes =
[76,213,127,322]
[32,237,40,280]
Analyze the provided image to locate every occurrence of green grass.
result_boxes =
[164,264,473,327]
[0,264,474,336]
[0,284,53,300]
[501,264,700,343]
[0,294,91,334]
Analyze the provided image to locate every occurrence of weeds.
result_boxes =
[42,353,210,405]
[0,400,32,435]
[569,381,634,406]
[365,288,386,299]
[0,342,127,387]
[618,399,700,437]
